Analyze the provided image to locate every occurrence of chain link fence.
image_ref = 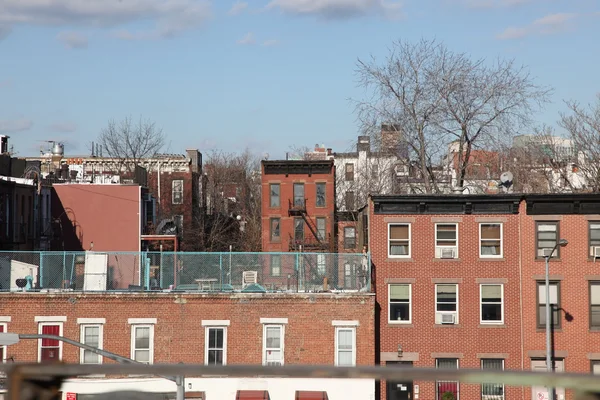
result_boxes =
[0,251,369,293]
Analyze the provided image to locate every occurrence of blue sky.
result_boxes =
[0,0,599,158]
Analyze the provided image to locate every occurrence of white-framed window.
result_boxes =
[435,223,458,259]
[436,358,459,400]
[334,326,356,367]
[172,180,183,204]
[388,284,411,323]
[481,358,504,400]
[388,223,411,258]
[435,284,458,324]
[480,284,504,324]
[260,318,287,366]
[78,318,105,364]
[202,320,229,365]
[35,316,66,362]
[480,223,503,258]
[128,318,156,364]
[0,319,8,363]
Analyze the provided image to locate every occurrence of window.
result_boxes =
[317,254,326,276]
[436,358,459,400]
[345,191,355,210]
[344,226,356,249]
[205,327,227,365]
[270,218,280,242]
[335,327,356,367]
[480,223,503,258]
[388,284,411,323]
[294,218,304,241]
[316,217,326,241]
[78,319,104,364]
[270,184,280,207]
[592,360,600,375]
[316,183,326,207]
[129,320,155,364]
[537,281,560,329]
[371,164,379,180]
[481,359,504,400]
[172,180,183,204]
[388,223,410,258]
[0,323,6,363]
[293,183,305,207]
[590,222,600,257]
[435,224,458,258]
[590,282,600,328]
[261,320,285,366]
[480,284,504,324]
[435,284,458,324]
[345,163,354,181]
[38,323,63,362]
[344,262,357,288]
[536,222,559,258]
[270,255,281,277]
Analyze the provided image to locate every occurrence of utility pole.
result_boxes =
[0,333,185,400]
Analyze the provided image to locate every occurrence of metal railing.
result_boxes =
[0,251,371,293]
[2,363,600,400]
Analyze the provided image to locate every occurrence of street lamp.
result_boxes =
[0,332,184,400]
[544,238,567,400]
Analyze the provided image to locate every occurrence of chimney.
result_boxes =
[0,135,8,154]
[91,141,95,157]
[357,136,370,153]
[326,148,332,156]
[381,124,404,157]
[186,149,201,173]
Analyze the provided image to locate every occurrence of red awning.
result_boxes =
[295,391,329,400]
[236,390,270,400]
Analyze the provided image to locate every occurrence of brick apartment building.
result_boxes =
[0,292,375,400]
[261,160,336,253]
[368,193,600,400]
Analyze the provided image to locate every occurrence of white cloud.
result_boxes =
[56,31,88,49]
[266,0,403,20]
[49,122,78,133]
[0,0,212,39]
[0,118,33,134]
[262,39,280,46]
[237,32,255,45]
[496,12,578,40]
[228,1,248,15]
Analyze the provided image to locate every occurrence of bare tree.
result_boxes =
[197,149,262,252]
[559,94,600,192]
[353,38,551,193]
[98,116,166,171]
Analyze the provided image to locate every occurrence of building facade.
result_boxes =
[0,292,375,400]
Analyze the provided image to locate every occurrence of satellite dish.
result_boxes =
[500,171,514,187]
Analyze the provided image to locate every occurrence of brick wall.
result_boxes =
[0,293,375,368]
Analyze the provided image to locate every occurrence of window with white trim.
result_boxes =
[172,180,183,204]
[480,223,503,258]
[435,223,458,259]
[435,284,458,324]
[38,322,63,362]
[205,327,227,365]
[335,327,356,367]
[436,358,459,400]
[481,359,504,400]
[0,323,7,362]
[131,325,154,364]
[263,324,284,366]
[80,324,103,364]
[388,223,410,258]
[388,284,411,323]
[480,284,504,324]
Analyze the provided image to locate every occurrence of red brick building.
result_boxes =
[261,160,336,253]
[0,292,375,399]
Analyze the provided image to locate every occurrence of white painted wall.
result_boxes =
[60,377,375,400]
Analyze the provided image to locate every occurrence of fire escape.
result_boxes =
[288,198,330,252]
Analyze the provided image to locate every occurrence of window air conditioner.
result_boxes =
[594,247,600,258]
[266,361,282,366]
[440,248,456,259]
[242,271,258,287]
[440,313,456,324]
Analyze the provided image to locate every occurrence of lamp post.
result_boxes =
[0,333,185,400]
[544,238,568,400]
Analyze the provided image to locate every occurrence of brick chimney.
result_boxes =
[357,136,370,153]
[186,149,202,173]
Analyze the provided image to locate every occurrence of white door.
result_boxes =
[531,359,565,400]
[83,252,108,291]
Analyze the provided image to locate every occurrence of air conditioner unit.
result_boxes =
[440,313,456,324]
[594,247,600,258]
[266,361,282,366]
[440,248,456,259]
[242,271,258,287]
